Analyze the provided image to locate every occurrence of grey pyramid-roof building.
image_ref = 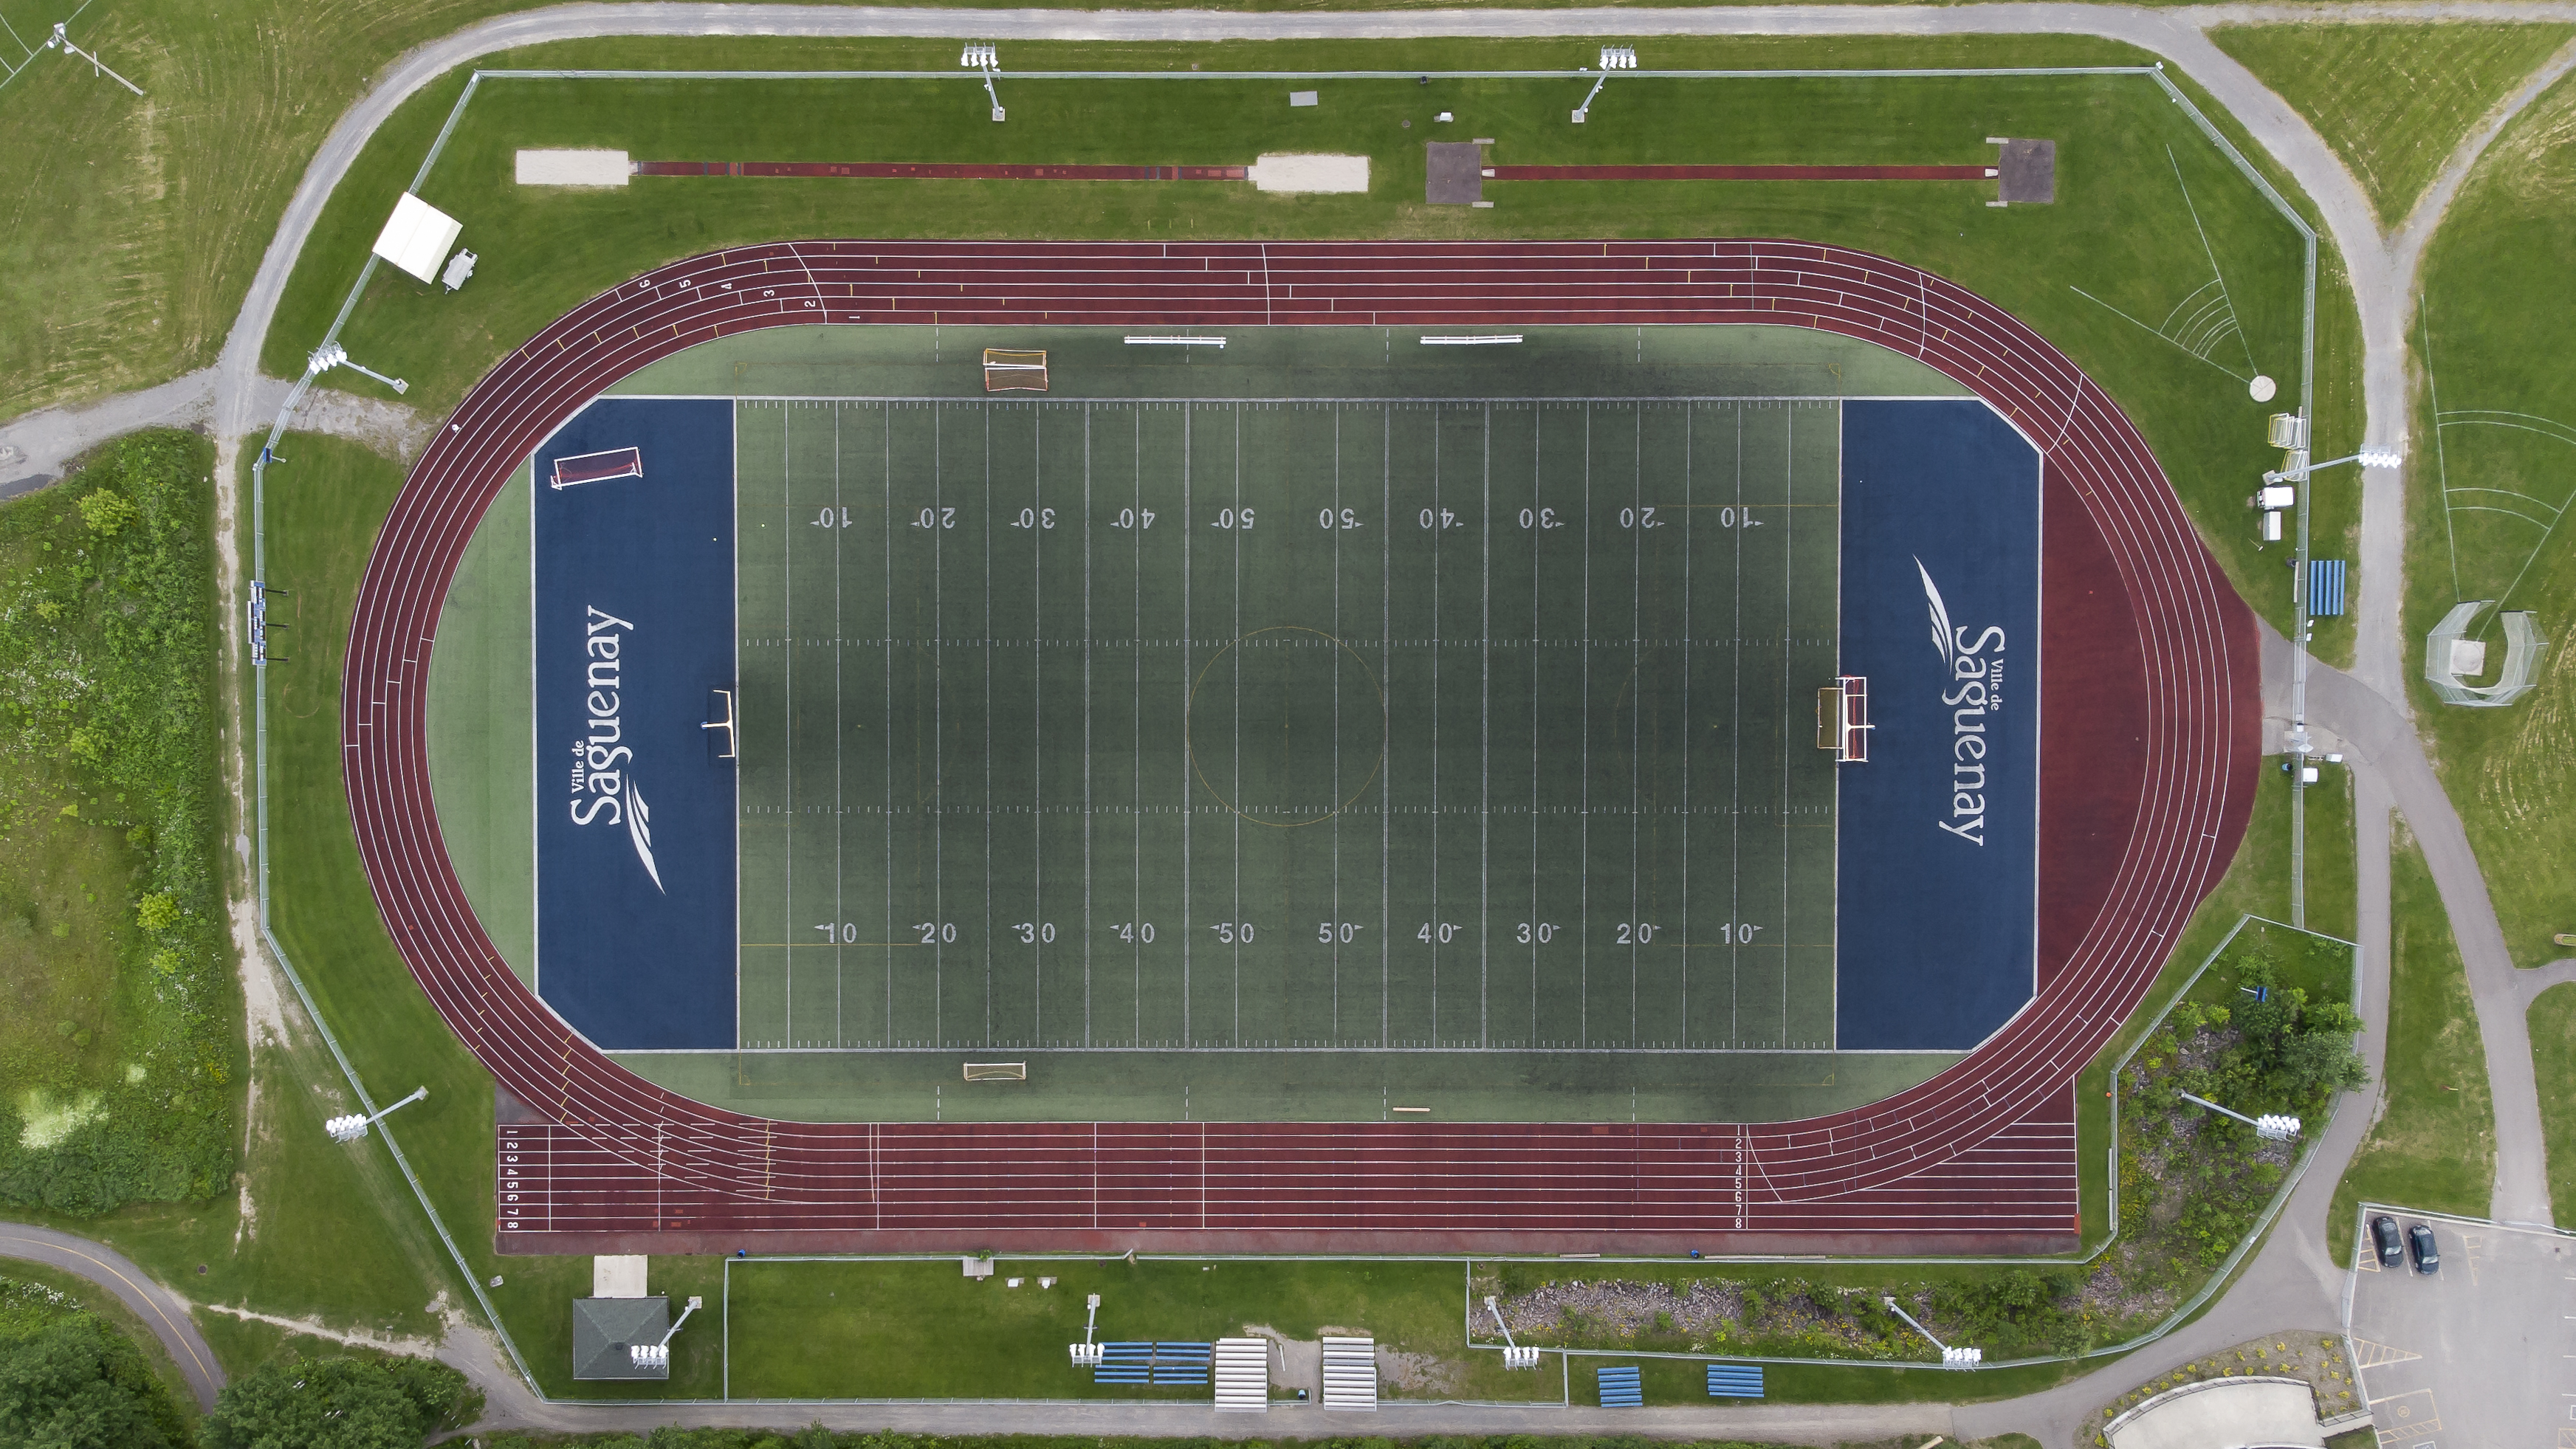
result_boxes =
[571,1295,670,1380]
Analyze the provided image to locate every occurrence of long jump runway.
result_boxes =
[344,241,2261,1252]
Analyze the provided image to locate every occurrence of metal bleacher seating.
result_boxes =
[1090,1340,1211,1386]
[1596,1365,1644,1407]
[1706,1363,1765,1398]
[1320,1336,1379,1410]
[1093,1342,1154,1385]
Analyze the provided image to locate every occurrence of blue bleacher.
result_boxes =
[1596,1365,1644,1407]
[1706,1363,1766,1399]
[1092,1340,1210,1386]
[2308,559,2347,617]
[1093,1342,1154,1384]
[1151,1341,1212,1385]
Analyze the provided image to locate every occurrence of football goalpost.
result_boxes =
[982,349,1048,392]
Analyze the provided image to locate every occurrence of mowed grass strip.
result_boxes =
[259,34,2355,658]
[2325,828,2494,1265]
[2210,21,2575,224]
[2527,982,2576,1228]
[2405,66,2576,966]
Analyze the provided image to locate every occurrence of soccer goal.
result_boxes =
[963,1062,1028,1081]
[1816,676,1872,762]
[982,348,1048,392]
[549,446,642,490]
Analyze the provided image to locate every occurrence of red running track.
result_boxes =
[1488,165,1992,182]
[339,240,2259,1254]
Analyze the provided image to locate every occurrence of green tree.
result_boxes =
[0,1315,179,1449]
[204,1351,480,1449]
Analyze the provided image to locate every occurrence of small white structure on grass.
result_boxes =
[371,193,464,284]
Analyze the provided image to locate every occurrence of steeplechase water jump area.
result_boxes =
[351,241,2260,1253]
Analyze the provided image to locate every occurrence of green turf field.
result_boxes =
[732,389,1839,1057]
[430,322,1995,1121]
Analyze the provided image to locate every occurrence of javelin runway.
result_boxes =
[344,240,2259,1253]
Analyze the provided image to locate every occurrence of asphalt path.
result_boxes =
[0,1223,224,1411]
[0,0,2558,1435]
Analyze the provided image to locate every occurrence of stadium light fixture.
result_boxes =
[961,43,1004,121]
[2179,1090,2300,1141]
[1881,1296,1980,1369]
[305,340,408,396]
[46,19,143,96]
[2263,445,2400,486]
[628,1295,701,1370]
[324,1085,427,1143]
[1484,1296,1542,1369]
[1572,46,1635,123]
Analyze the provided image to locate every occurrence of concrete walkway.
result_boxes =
[0,1222,225,1411]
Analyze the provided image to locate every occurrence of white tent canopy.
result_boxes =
[371,193,461,283]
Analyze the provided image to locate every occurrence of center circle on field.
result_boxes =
[1186,627,1387,827]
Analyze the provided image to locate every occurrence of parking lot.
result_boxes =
[2345,1209,2575,1448]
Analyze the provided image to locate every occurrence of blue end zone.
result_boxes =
[533,398,737,1050]
[1835,400,2040,1050]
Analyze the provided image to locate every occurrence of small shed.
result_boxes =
[571,1295,670,1380]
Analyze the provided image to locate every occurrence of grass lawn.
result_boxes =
[2323,828,2493,1264]
[199,38,2361,1400]
[2528,983,2576,1228]
[2211,22,2575,224]
[257,33,2357,658]
[2405,66,2576,967]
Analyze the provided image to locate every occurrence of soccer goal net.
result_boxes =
[983,349,1048,392]
[963,1062,1028,1081]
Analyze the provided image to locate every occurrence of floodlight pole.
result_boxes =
[48,22,142,95]
[305,340,409,396]
[1881,1297,1981,1368]
[629,1295,702,1369]
[326,1085,427,1143]
[1571,71,1610,123]
[2177,1091,2301,1141]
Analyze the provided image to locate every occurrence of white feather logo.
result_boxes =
[1916,557,1960,671]
[625,779,665,893]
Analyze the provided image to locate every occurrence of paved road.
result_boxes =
[0,0,2558,1436]
[0,1223,224,1411]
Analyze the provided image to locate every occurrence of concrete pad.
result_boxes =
[2104,1377,2323,1449]
[1246,153,1367,193]
[1288,90,1317,107]
[591,1254,648,1298]
[1998,138,2055,203]
[1425,141,1483,204]
[517,148,632,187]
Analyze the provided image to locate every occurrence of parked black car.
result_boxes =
[2408,1222,2440,1274]
[2371,1215,2405,1267]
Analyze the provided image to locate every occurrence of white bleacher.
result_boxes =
[1320,1335,1378,1411]
[1212,1338,1268,1411]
